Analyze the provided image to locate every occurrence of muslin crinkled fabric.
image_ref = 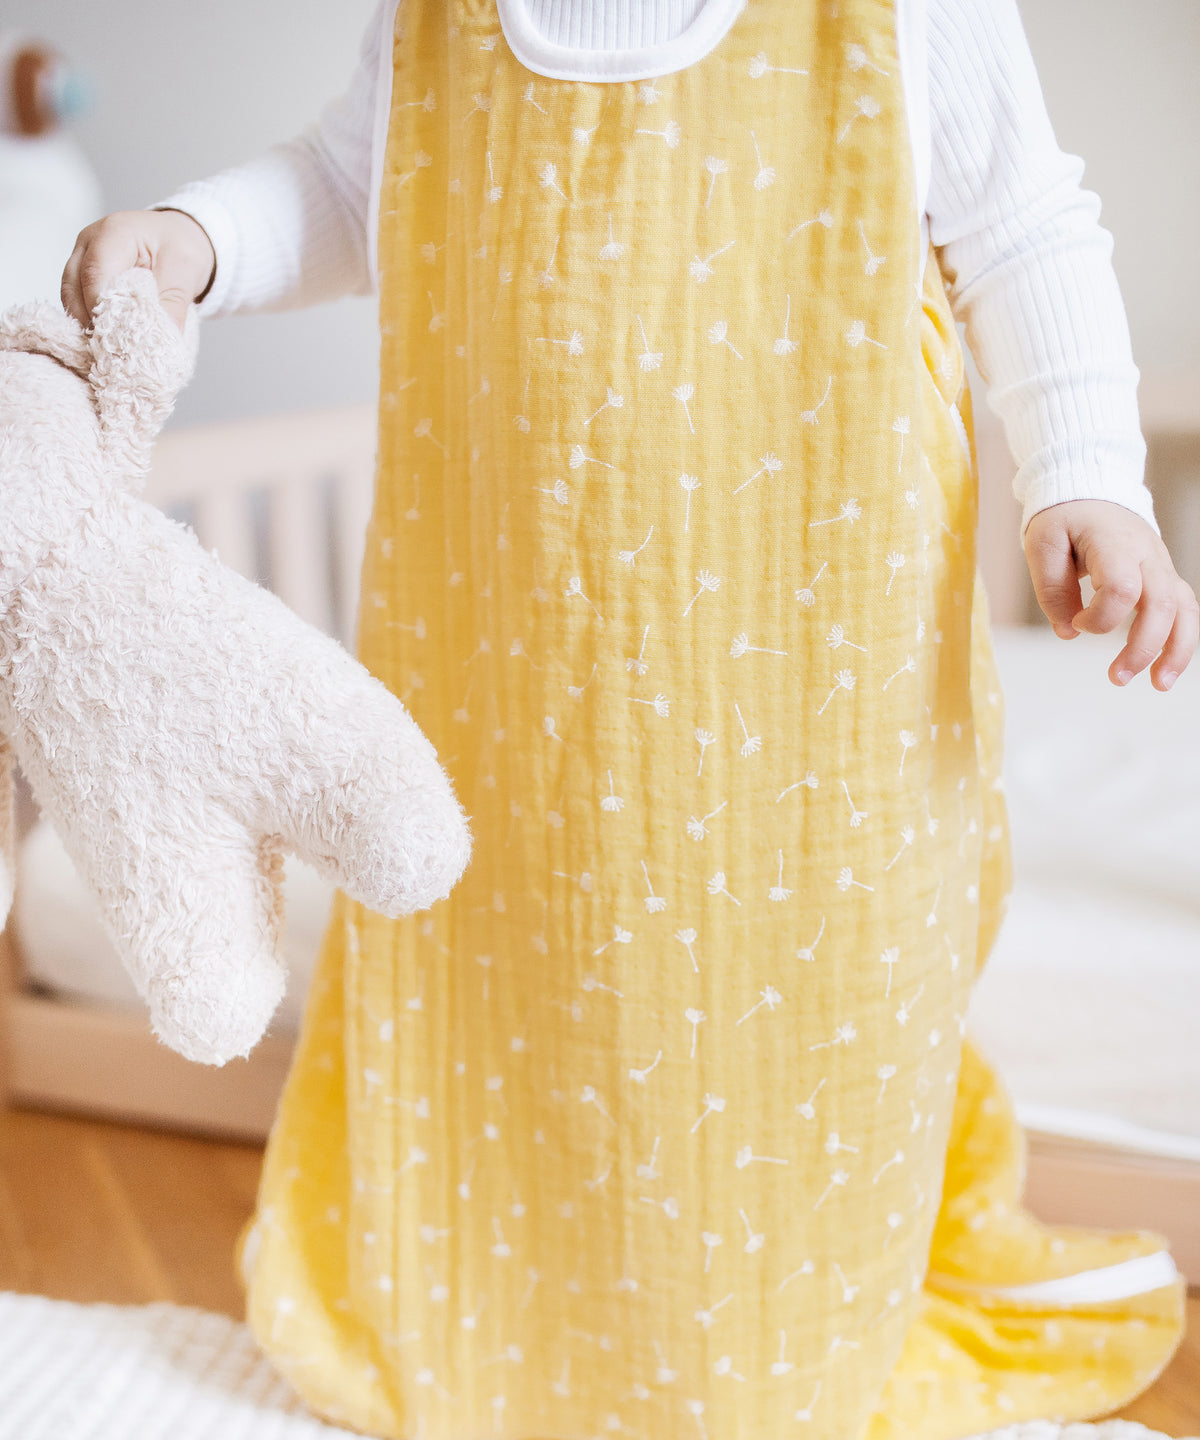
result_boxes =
[237,1,1186,1437]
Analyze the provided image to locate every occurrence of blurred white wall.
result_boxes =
[1,0,379,429]
[3,0,1197,428]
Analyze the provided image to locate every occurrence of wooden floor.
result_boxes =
[1,1104,1197,1436]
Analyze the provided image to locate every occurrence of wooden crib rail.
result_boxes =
[146,403,378,652]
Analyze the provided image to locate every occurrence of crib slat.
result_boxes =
[270,475,333,637]
[191,486,256,583]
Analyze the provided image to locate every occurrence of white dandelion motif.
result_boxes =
[514,375,532,432]
[683,568,721,617]
[730,633,787,659]
[537,235,560,288]
[885,827,916,871]
[809,1021,857,1051]
[858,218,886,275]
[635,314,664,370]
[826,624,866,653]
[892,414,911,471]
[688,239,735,283]
[630,692,670,718]
[845,319,886,349]
[569,444,612,473]
[463,92,492,123]
[883,654,916,689]
[797,916,826,963]
[396,150,434,187]
[686,1007,706,1057]
[701,1231,723,1273]
[420,239,445,265]
[686,799,727,841]
[838,94,882,143]
[707,872,741,906]
[788,208,833,240]
[677,930,700,974]
[733,452,783,494]
[733,702,762,755]
[841,779,868,827]
[694,728,715,777]
[795,559,828,606]
[627,625,651,676]
[769,850,793,901]
[813,1170,851,1210]
[538,161,568,198]
[679,473,702,532]
[523,81,548,114]
[877,1065,898,1101]
[401,87,437,112]
[580,1083,619,1121]
[484,151,503,204]
[748,51,810,79]
[836,866,874,893]
[635,119,682,147]
[926,884,942,929]
[414,417,446,452]
[847,42,890,76]
[898,730,917,775]
[628,1050,662,1084]
[690,1093,726,1133]
[542,716,564,743]
[817,669,857,715]
[564,575,603,620]
[533,479,569,505]
[708,319,744,359]
[735,1146,788,1170]
[425,290,445,332]
[774,294,797,355]
[809,497,862,528]
[637,80,660,104]
[566,662,597,699]
[776,770,820,803]
[600,770,624,812]
[825,1135,860,1159]
[618,526,654,566]
[749,129,776,188]
[800,375,833,424]
[885,551,907,595]
[599,214,625,260]
[641,861,667,914]
[703,156,729,206]
[737,986,782,1025]
[880,947,900,996]
[584,386,624,426]
[673,383,697,433]
[536,329,585,355]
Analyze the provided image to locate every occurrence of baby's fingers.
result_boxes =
[1072,553,1145,636]
[1113,577,1199,690]
[1104,566,1174,684]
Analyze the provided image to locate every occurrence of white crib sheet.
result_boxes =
[13,623,1200,1152]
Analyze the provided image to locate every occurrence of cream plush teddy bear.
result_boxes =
[0,267,472,1066]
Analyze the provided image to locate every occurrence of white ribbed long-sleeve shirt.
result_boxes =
[153,0,1157,541]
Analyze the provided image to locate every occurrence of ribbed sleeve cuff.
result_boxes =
[150,186,240,320]
[1018,460,1160,543]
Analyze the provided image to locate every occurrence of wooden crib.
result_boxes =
[1,377,1198,1284]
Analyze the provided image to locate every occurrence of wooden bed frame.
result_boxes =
[1,381,1198,1284]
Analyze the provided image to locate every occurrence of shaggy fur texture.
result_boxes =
[0,268,472,1065]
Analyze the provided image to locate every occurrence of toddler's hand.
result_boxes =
[61,208,215,334]
[1024,499,1199,691]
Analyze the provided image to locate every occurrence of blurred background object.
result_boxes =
[0,31,101,310]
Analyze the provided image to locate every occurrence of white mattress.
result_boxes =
[14,623,1200,1155]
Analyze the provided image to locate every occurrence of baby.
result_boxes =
[57,2,1197,1438]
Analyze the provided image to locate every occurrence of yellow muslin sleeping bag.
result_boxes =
[238,1,1186,1436]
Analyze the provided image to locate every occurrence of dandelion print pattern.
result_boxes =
[231,10,1177,1440]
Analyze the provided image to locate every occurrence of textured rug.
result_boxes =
[0,1292,1190,1440]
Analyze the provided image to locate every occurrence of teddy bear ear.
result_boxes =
[87,266,199,477]
[0,296,92,377]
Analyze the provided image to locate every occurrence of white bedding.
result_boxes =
[13,622,1200,1153]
